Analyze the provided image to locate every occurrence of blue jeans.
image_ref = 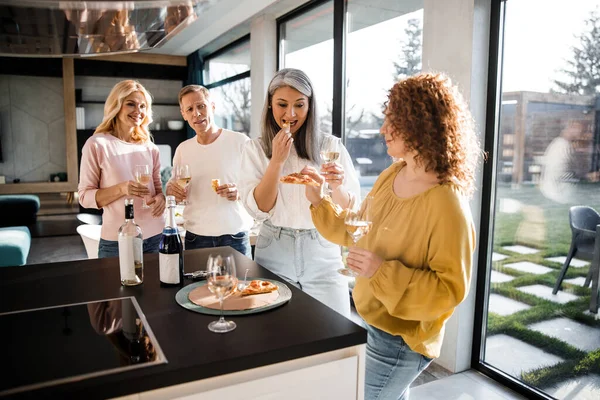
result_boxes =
[254,221,350,318]
[365,324,433,400]
[98,233,162,258]
[185,230,251,258]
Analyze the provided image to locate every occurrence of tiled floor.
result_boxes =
[412,370,527,399]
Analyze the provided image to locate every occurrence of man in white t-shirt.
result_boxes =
[166,85,253,257]
[540,119,583,204]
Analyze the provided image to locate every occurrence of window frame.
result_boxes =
[202,34,251,90]
[471,1,558,399]
[276,0,346,139]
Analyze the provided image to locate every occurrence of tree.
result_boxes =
[393,18,422,80]
[553,9,600,95]
[370,18,422,126]
[219,78,251,134]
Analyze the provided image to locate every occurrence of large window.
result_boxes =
[279,1,334,135]
[479,1,600,399]
[345,1,423,193]
[203,36,251,135]
[279,1,423,198]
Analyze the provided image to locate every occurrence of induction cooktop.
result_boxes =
[0,297,167,396]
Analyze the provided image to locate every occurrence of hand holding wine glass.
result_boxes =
[174,164,191,205]
[206,254,238,333]
[134,165,152,209]
[320,139,340,196]
[339,195,373,277]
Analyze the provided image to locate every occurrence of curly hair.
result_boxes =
[385,73,480,196]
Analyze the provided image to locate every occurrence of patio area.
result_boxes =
[485,183,600,398]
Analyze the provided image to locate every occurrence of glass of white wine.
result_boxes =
[339,195,373,277]
[134,164,151,209]
[175,164,192,205]
[206,254,238,333]
[320,139,340,196]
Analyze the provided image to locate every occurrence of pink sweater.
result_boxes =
[78,133,165,241]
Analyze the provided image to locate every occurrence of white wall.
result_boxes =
[0,75,66,183]
[422,0,491,372]
[250,15,277,139]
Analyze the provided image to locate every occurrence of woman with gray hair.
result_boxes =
[239,68,360,317]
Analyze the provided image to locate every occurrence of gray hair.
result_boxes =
[260,68,321,162]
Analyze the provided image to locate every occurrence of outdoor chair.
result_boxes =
[552,206,600,301]
[589,225,600,313]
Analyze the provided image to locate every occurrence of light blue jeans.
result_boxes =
[365,324,433,400]
[254,221,351,318]
[184,230,252,258]
[98,233,162,258]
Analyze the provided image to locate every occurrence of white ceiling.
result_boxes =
[151,0,308,57]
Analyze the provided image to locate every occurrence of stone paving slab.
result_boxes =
[489,294,531,316]
[544,374,600,400]
[502,245,540,255]
[492,252,509,262]
[546,256,589,268]
[503,261,553,275]
[517,284,579,304]
[485,334,564,377]
[491,270,515,283]
[528,317,600,352]
[564,277,588,287]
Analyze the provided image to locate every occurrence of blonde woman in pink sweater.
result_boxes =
[78,80,166,258]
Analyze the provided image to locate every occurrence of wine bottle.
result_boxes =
[118,198,144,286]
[159,195,184,287]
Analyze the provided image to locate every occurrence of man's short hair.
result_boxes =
[178,85,210,106]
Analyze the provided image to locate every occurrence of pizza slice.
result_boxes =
[280,172,320,187]
[241,280,278,296]
[211,179,220,193]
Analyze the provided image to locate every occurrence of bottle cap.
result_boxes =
[166,195,176,206]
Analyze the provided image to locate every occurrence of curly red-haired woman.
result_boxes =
[304,72,481,400]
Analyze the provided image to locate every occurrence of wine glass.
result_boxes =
[134,165,151,209]
[320,139,340,196]
[174,164,191,205]
[206,254,238,333]
[339,195,374,277]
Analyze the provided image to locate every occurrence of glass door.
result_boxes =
[477,1,600,399]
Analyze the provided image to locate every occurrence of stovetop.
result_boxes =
[0,297,167,396]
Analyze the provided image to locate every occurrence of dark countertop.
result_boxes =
[0,247,366,399]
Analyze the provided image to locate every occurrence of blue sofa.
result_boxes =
[0,226,31,267]
[0,194,39,266]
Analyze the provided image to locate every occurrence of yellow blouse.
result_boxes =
[310,162,476,358]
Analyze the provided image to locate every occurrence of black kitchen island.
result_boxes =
[0,247,367,399]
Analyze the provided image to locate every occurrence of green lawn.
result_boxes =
[488,182,600,389]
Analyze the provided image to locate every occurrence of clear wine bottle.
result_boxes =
[118,198,144,286]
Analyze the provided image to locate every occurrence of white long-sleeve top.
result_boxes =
[239,135,361,230]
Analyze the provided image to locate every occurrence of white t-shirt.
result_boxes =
[239,135,361,229]
[540,136,576,204]
[173,129,253,236]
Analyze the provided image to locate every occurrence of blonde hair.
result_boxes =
[94,80,153,143]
